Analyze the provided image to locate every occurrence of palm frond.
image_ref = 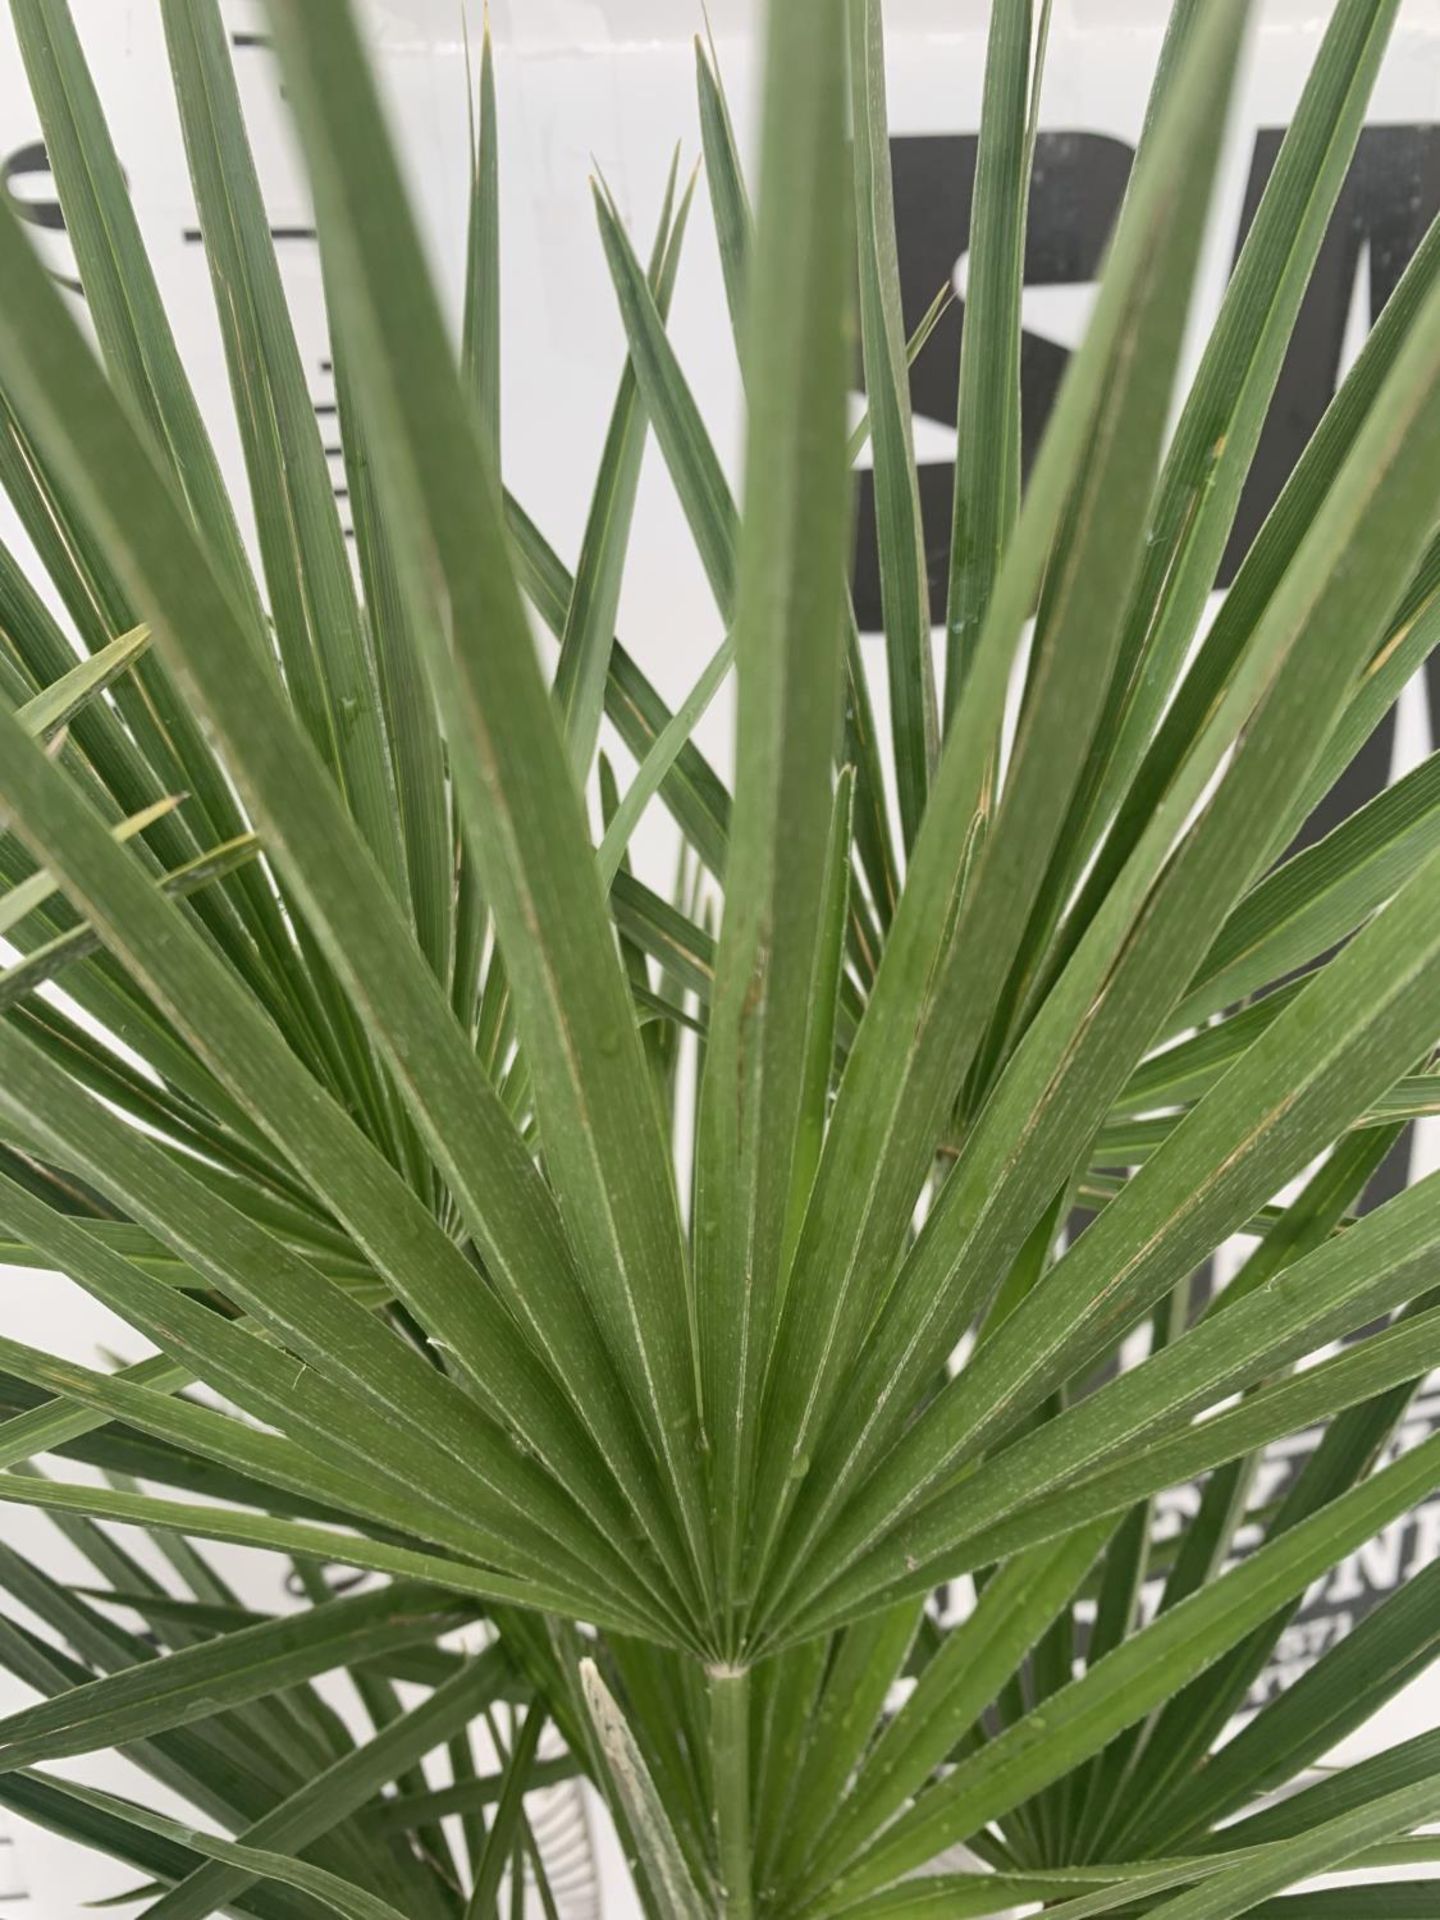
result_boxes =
[0,0,1438,1912]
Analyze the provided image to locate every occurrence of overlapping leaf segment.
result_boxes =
[1,0,1440,1912]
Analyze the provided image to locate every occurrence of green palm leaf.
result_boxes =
[2,0,1440,1910]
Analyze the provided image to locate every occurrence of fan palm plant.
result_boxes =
[2,0,1440,1910]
